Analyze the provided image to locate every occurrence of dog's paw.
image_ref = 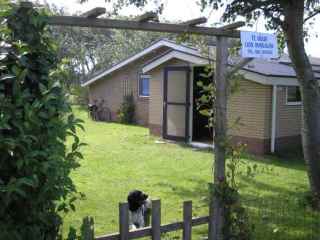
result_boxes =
[130,224,137,230]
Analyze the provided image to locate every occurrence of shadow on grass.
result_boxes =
[243,192,320,240]
[242,152,307,172]
[156,175,319,240]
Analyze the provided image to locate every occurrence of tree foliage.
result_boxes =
[0,3,84,239]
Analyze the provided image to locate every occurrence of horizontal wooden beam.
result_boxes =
[95,216,209,240]
[81,7,106,18]
[220,21,245,30]
[182,17,207,26]
[135,12,158,22]
[47,16,240,38]
[20,1,33,8]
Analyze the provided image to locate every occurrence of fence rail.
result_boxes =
[96,200,210,240]
[92,197,320,240]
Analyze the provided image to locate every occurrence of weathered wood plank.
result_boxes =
[182,17,207,26]
[211,36,229,240]
[208,184,215,240]
[81,7,106,18]
[20,1,33,8]
[119,203,129,240]
[135,12,158,22]
[95,216,209,240]
[151,200,161,240]
[183,201,192,240]
[220,21,245,30]
[47,16,240,38]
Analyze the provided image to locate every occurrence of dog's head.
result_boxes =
[127,190,149,212]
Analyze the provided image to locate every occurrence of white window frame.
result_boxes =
[138,74,151,98]
[286,86,302,106]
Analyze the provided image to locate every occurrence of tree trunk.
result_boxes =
[210,36,229,240]
[284,1,320,209]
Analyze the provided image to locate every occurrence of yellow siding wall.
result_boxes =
[228,79,273,139]
[276,86,302,137]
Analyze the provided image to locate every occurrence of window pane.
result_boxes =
[140,76,150,96]
[287,86,301,103]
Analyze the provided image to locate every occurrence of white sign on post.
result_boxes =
[240,31,278,59]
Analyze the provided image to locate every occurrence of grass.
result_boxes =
[62,107,319,239]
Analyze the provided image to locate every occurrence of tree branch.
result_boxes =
[304,9,320,24]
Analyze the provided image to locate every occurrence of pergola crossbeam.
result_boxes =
[20,1,33,8]
[220,21,245,30]
[135,12,158,22]
[81,7,106,18]
[47,16,240,38]
[182,17,207,26]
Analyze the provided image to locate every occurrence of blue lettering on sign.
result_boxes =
[241,31,278,59]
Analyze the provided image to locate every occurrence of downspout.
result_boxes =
[271,85,277,153]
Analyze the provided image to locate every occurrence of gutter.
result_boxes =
[271,85,277,153]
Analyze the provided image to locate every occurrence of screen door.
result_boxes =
[163,66,190,142]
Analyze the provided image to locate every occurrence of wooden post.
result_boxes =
[208,183,215,240]
[119,202,129,240]
[183,201,192,240]
[81,216,95,240]
[211,36,229,240]
[151,199,161,240]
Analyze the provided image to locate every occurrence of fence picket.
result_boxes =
[151,199,161,240]
[208,192,214,240]
[119,202,129,240]
[183,201,192,240]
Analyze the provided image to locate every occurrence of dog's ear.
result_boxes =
[142,193,148,200]
[127,190,141,211]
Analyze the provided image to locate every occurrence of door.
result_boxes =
[163,66,190,142]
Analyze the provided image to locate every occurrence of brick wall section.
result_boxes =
[276,86,302,137]
[228,79,273,139]
[275,86,302,151]
[231,136,270,155]
[275,135,302,152]
[88,47,170,126]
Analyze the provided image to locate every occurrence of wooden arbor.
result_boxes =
[22,2,251,240]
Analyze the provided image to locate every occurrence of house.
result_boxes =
[82,39,320,155]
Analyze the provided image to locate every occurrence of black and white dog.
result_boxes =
[127,190,152,230]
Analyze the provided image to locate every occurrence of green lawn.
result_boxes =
[62,107,319,239]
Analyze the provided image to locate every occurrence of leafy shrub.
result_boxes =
[118,94,135,124]
[0,3,84,239]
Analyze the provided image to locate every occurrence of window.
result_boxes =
[286,86,301,105]
[139,75,150,97]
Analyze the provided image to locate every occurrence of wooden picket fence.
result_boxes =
[95,199,213,240]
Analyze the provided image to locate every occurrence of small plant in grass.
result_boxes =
[0,3,84,239]
[118,93,135,124]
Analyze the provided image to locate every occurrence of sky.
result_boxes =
[36,0,320,58]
